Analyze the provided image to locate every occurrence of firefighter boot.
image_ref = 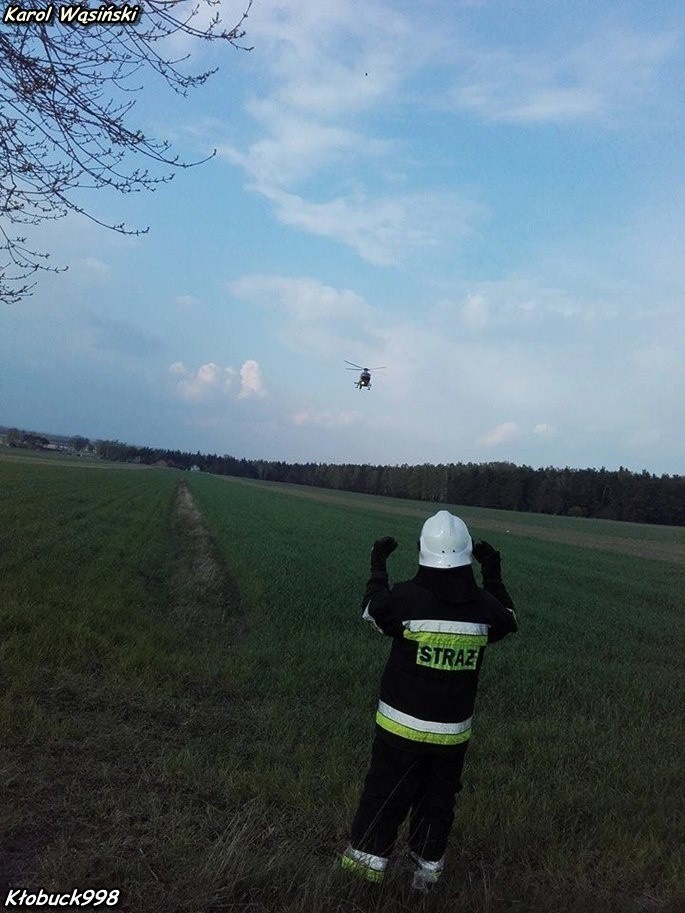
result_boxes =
[409,850,444,892]
[341,845,388,884]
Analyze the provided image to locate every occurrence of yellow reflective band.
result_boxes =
[341,854,385,882]
[403,619,489,636]
[403,630,488,648]
[376,710,472,745]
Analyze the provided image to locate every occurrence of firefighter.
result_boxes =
[341,510,517,891]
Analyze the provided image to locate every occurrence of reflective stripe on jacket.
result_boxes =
[363,563,517,753]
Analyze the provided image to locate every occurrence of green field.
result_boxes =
[1,457,683,913]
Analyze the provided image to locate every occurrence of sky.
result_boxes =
[2,0,685,474]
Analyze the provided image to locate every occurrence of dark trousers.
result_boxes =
[350,733,468,862]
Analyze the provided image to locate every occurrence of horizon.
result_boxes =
[2,421,682,479]
[2,1,685,476]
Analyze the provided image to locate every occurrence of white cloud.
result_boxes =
[231,271,567,432]
[230,273,389,369]
[73,257,112,282]
[170,359,267,402]
[479,421,520,447]
[175,295,201,309]
[461,294,490,331]
[228,268,664,446]
[254,186,482,266]
[170,362,236,400]
[292,409,360,429]
[446,277,616,331]
[238,359,266,398]
[450,26,679,124]
[455,81,602,124]
[219,113,385,189]
[245,0,425,116]
[217,1,482,264]
[231,274,369,322]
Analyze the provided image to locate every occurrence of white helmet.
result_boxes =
[419,511,472,569]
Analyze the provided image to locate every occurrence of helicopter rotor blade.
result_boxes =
[344,360,364,369]
[370,366,387,370]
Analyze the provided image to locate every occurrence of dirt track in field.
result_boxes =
[223,477,685,567]
[4,451,682,566]
[171,480,242,627]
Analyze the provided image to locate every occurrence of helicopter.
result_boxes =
[345,360,386,390]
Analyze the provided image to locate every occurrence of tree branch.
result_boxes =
[0,0,253,304]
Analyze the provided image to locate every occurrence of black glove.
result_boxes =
[472,540,502,578]
[370,536,398,570]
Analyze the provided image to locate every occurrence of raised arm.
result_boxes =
[361,536,404,637]
[472,540,518,641]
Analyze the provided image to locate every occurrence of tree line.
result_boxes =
[4,426,681,525]
[3,428,93,452]
[91,439,685,527]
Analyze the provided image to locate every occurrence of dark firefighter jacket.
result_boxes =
[362,562,517,754]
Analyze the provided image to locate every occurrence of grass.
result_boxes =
[0,462,238,910]
[218,475,685,546]
[0,444,103,465]
[1,460,684,912]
